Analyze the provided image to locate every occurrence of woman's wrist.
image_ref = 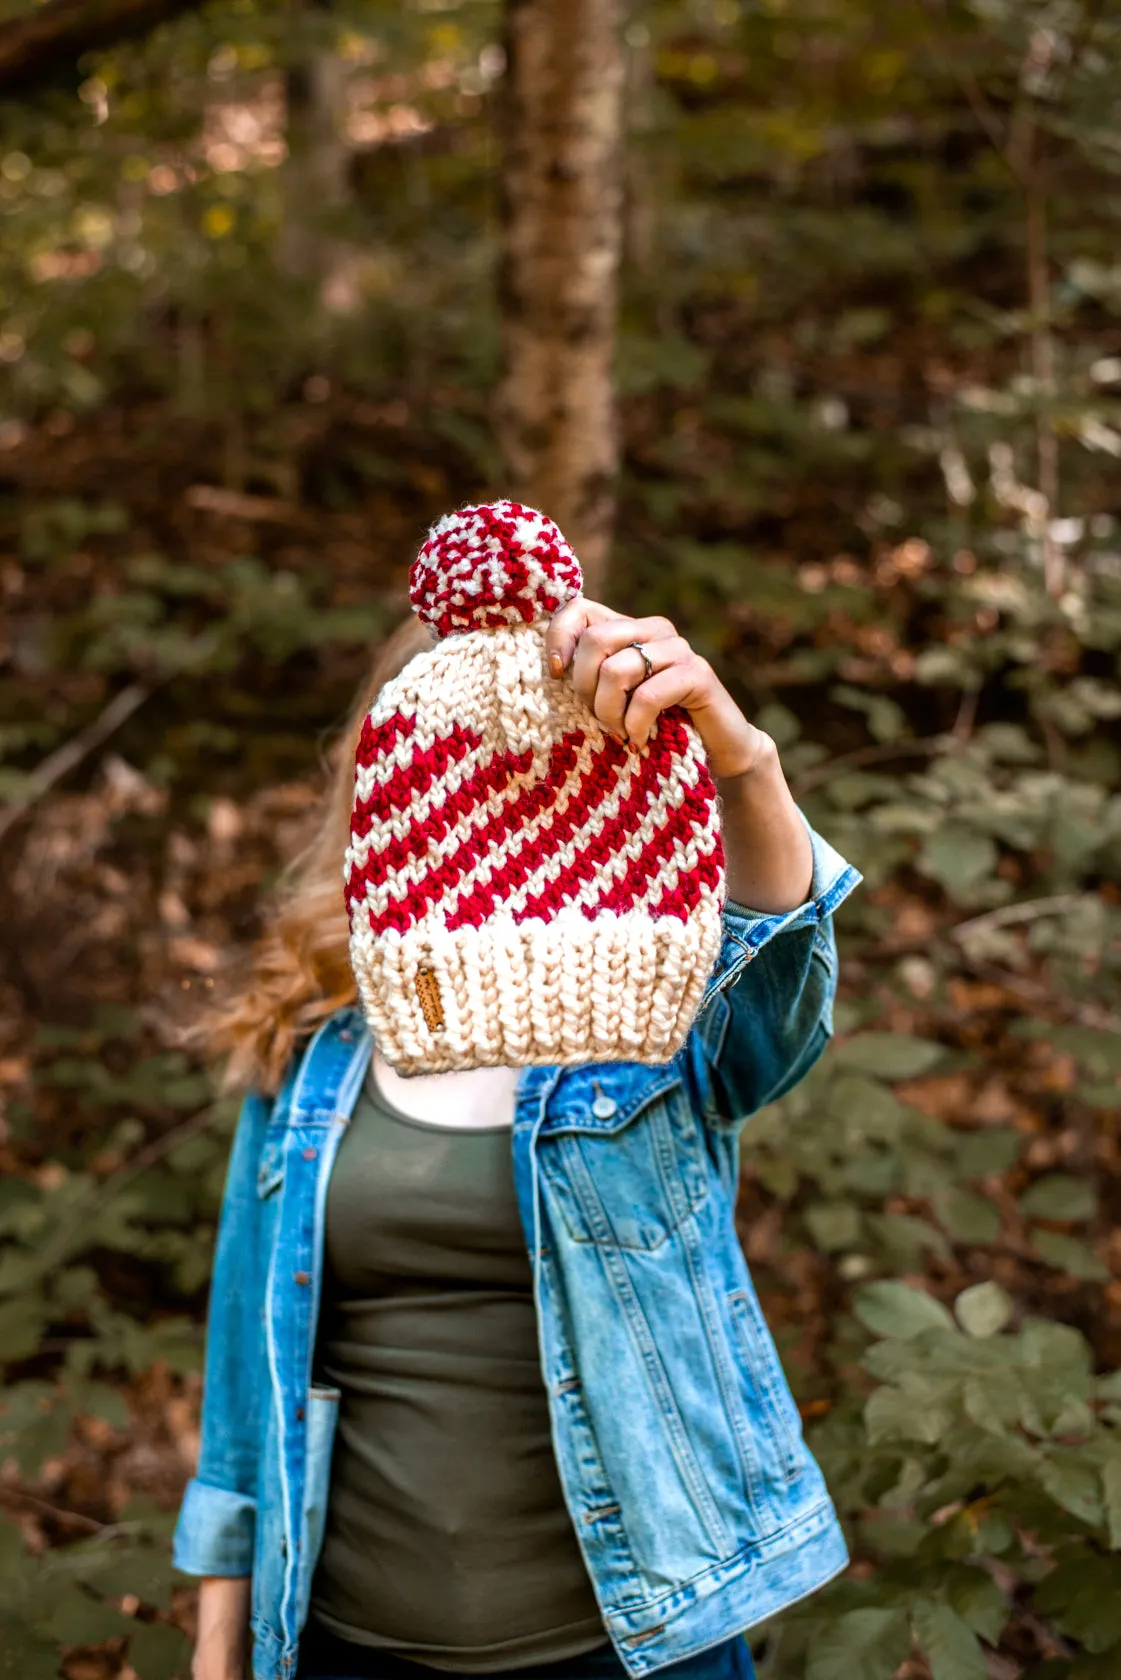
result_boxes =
[716,736,814,912]
[710,722,777,783]
[193,1575,251,1680]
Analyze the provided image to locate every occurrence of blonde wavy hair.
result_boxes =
[206,616,432,1094]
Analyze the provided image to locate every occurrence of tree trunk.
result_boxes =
[494,0,625,597]
[0,0,200,96]
[279,42,352,289]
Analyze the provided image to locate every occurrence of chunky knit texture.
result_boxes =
[345,501,726,1074]
[411,500,583,637]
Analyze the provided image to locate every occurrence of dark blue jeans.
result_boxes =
[296,1624,757,1680]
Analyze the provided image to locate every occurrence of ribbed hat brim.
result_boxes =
[350,904,724,1075]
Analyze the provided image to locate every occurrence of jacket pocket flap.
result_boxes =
[540,1062,683,1137]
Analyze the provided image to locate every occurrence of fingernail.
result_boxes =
[549,652,563,677]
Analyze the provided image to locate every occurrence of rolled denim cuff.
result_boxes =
[172,1478,255,1577]
[722,810,862,953]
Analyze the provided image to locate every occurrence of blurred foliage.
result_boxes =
[1,0,1121,1676]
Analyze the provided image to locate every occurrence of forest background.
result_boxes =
[1,0,1120,1677]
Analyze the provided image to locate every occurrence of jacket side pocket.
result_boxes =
[727,1289,803,1485]
[295,1384,341,1629]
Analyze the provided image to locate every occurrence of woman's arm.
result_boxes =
[547,596,861,1128]
[193,1576,251,1680]
[710,737,812,912]
[545,598,811,911]
[689,804,862,1126]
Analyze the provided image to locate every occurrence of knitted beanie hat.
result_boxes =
[344,500,726,1075]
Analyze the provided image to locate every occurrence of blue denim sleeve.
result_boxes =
[683,810,862,1128]
[172,1087,272,1577]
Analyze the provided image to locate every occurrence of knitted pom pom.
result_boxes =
[410,500,583,639]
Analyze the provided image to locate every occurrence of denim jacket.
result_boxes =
[173,816,862,1678]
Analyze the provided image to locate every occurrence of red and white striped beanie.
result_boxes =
[344,500,726,1074]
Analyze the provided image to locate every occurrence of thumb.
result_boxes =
[544,596,621,677]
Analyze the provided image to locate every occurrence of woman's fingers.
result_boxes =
[591,635,694,738]
[544,598,713,748]
[622,657,714,750]
[569,615,677,712]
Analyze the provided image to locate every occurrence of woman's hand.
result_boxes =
[545,597,766,778]
[545,597,814,913]
[192,1576,251,1680]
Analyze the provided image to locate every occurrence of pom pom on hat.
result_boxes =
[410,500,583,639]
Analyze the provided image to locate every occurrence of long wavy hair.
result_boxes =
[206,615,432,1094]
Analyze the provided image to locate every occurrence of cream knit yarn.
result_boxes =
[344,501,726,1074]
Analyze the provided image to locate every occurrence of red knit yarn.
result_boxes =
[344,706,724,941]
[411,500,583,638]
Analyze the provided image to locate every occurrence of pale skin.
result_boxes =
[545,597,813,911]
[192,601,812,1680]
[193,1576,250,1680]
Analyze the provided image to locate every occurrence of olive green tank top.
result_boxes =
[308,1063,606,1673]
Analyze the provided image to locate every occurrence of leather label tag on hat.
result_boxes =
[415,967,445,1033]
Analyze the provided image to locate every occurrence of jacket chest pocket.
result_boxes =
[538,1078,708,1253]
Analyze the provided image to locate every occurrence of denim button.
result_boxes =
[591,1085,617,1120]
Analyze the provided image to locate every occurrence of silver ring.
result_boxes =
[629,640,654,682]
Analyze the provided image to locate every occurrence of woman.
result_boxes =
[175,590,862,1680]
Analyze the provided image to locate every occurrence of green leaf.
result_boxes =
[854,1280,956,1340]
[1020,1318,1095,1379]
[1021,1173,1097,1222]
[955,1282,1014,1338]
[84,1545,174,1609]
[31,1582,134,1643]
[933,1187,1001,1245]
[829,684,909,743]
[866,1212,951,1266]
[753,701,801,749]
[857,1512,926,1559]
[833,1034,947,1080]
[805,1607,913,1680]
[944,1566,1008,1643]
[962,1371,1022,1434]
[74,1381,131,1431]
[0,1633,60,1680]
[826,1073,910,1138]
[1032,1230,1109,1281]
[955,1128,1022,1178]
[1080,1082,1121,1110]
[805,1201,862,1252]
[1038,1454,1104,1526]
[0,1402,74,1479]
[964,1508,1016,1557]
[128,1619,191,1679]
[866,1383,950,1445]
[911,1598,987,1680]
[919,827,997,896]
[0,1295,49,1366]
[1103,1457,1121,1551]
[1067,1655,1121,1679]
[1035,1553,1121,1651]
